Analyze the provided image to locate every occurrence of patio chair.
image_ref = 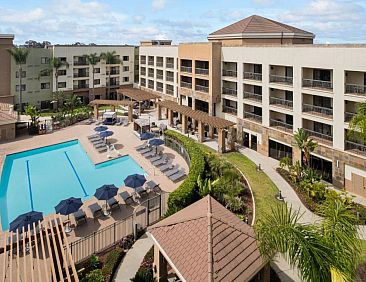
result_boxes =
[94,142,107,149]
[120,191,135,205]
[97,146,108,153]
[107,197,120,211]
[139,147,152,155]
[159,162,174,172]
[150,153,163,163]
[88,203,103,220]
[143,150,156,158]
[91,138,103,144]
[152,155,168,167]
[135,141,148,151]
[165,165,180,177]
[169,169,186,182]
[88,133,99,140]
[135,186,148,198]
[74,209,87,226]
[145,180,160,193]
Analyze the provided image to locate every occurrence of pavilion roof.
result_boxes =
[89,99,134,106]
[117,88,160,102]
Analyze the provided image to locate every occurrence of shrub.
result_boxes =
[88,255,100,270]
[81,269,104,282]
[101,247,124,282]
[130,268,154,282]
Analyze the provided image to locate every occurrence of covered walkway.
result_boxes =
[89,99,135,122]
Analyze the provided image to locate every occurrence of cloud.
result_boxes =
[0,8,44,23]
[152,0,166,11]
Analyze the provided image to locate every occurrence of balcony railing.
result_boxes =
[302,79,333,90]
[180,66,192,73]
[196,85,209,93]
[304,129,333,143]
[243,91,262,102]
[140,72,146,76]
[109,70,120,75]
[140,82,146,87]
[166,89,174,95]
[73,72,89,78]
[243,72,262,81]
[156,74,164,80]
[345,112,356,122]
[222,87,237,96]
[74,84,89,89]
[148,83,154,89]
[148,60,154,66]
[156,62,164,67]
[157,87,163,92]
[345,84,366,95]
[181,82,192,89]
[148,73,154,78]
[269,97,293,108]
[222,105,237,115]
[243,112,262,123]
[166,62,174,69]
[222,70,237,77]
[107,82,119,86]
[270,119,293,133]
[345,140,366,154]
[166,76,174,82]
[195,68,209,75]
[73,61,88,66]
[140,60,146,65]
[302,104,333,117]
[269,75,293,85]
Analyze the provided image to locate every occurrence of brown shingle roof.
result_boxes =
[209,15,314,37]
[117,88,160,102]
[148,196,265,282]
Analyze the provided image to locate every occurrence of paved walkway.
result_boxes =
[113,234,153,282]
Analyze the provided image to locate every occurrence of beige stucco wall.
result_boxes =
[0,36,14,98]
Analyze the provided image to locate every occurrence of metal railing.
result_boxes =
[269,75,293,85]
[109,70,120,75]
[73,61,88,66]
[243,72,262,81]
[164,136,191,165]
[195,68,209,75]
[304,128,333,143]
[302,78,333,90]
[345,84,366,95]
[166,62,174,69]
[140,82,146,87]
[166,89,174,95]
[243,91,262,102]
[140,71,146,76]
[222,69,237,77]
[148,60,154,66]
[181,81,192,89]
[345,140,366,154]
[196,85,209,93]
[243,112,262,122]
[345,112,356,122]
[148,83,154,89]
[303,104,333,117]
[74,84,89,89]
[156,74,164,80]
[157,87,163,92]
[166,76,174,82]
[73,72,89,78]
[140,60,146,65]
[156,62,164,67]
[180,66,192,73]
[270,119,293,133]
[269,97,293,108]
[222,87,237,96]
[107,82,119,86]
[222,105,238,115]
[148,72,154,78]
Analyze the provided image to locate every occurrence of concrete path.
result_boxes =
[113,234,153,282]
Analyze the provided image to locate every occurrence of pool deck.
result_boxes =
[0,120,188,241]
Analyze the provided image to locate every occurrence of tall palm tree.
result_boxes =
[7,47,30,112]
[348,102,366,144]
[100,51,121,100]
[293,128,318,167]
[256,201,361,282]
[85,53,99,101]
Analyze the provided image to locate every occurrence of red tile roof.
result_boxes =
[148,196,265,282]
[209,15,314,37]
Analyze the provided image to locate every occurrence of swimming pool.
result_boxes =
[0,140,145,230]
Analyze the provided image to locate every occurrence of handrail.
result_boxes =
[243,72,262,81]
[302,78,333,90]
[195,68,209,75]
[180,66,192,73]
[243,91,262,101]
[222,70,237,77]
[345,83,366,95]
[269,74,293,85]
[181,82,192,88]
[222,105,237,115]
[269,97,293,107]
[270,119,293,133]
[222,87,237,96]
[196,85,209,93]
[304,128,333,142]
[243,112,262,122]
[303,104,333,116]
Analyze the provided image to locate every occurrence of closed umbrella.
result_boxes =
[140,132,154,140]
[94,184,118,215]
[94,126,108,132]
[10,211,43,232]
[124,174,146,188]
[55,197,83,233]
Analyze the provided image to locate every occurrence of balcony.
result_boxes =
[74,84,89,89]
[181,82,192,89]
[345,84,366,96]
[148,60,154,66]
[148,72,154,78]
[302,79,333,90]
[157,86,163,92]
[148,82,154,89]
[269,97,293,109]
[109,70,120,75]
[156,61,164,67]
[243,91,262,102]
[166,62,174,69]
[196,85,209,93]
[243,112,262,123]
[304,128,333,144]
[222,70,237,77]
[222,87,237,96]
[180,66,192,73]
[156,74,164,80]
[270,119,293,133]
[166,88,174,95]
[195,68,209,75]
[140,81,146,87]
[243,72,262,81]
[73,72,89,78]
[222,105,237,115]
[140,71,146,76]
[166,76,174,82]
[269,75,293,85]
[345,112,356,122]
[140,60,146,65]
[107,82,119,86]
[303,104,333,118]
[345,140,366,155]
[73,60,88,66]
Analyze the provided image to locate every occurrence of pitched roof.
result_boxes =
[209,15,314,38]
[148,196,264,282]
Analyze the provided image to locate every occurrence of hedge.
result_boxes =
[101,247,124,282]
[164,130,206,213]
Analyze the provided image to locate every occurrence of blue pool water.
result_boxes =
[0,140,145,230]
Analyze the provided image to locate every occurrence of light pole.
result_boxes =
[148,114,151,131]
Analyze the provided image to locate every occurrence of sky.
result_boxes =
[1,0,366,45]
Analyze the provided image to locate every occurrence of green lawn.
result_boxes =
[361,240,366,262]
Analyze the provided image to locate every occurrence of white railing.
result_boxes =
[166,62,174,69]
[156,62,164,67]
[166,76,174,82]
[156,74,164,80]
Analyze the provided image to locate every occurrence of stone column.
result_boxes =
[128,105,133,122]
[167,109,173,126]
[228,127,236,151]
[218,128,226,153]
[182,114,188,134]
[157,104,162,120]
[198,121,204,143]
[94,105,99,119]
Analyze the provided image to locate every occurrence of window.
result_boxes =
[16,71,26,78]
[41,83,50,89]
[57,82,66,88]
[313,69,331,82]
[94,79,100,85]
[123,66,129,72]
[41,57,50,64]
[40,70,51,77]
[94,68,100,73]
[59,57,67,62]
[41,100,51,109]
[16,84,26,92]
[57,69,66,76]
[123,77,129,82]
[123,56,129,61]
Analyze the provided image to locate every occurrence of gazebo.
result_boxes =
[89,99,135,122]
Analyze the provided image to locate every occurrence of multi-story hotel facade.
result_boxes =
[138,15,366,197]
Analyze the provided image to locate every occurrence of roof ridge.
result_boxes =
[207,196,214,282]
[149,214,207,230]
[242,15,255,33]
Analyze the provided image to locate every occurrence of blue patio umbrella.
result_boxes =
[94,126,108,132]
[140,132,154,140]
[55,197,83,217]
[94,184,118,201]
[148,138,164,146]
[9,211,43,232]
[99,130,114,139]
[124,174,146,188]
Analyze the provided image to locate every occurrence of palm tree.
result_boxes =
[256,201,361,282]
[100,51,121,100]
[348,102,366,144]
[64,94,81,123]
[7,47,30,112]
[293,128,318,167]
[85,53,99,100]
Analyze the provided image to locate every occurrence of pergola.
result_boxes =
[117,88,160,115]
[156,100,235,153]
[89,99,134,122]
[0,215,77,282]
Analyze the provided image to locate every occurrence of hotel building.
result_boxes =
[139,15,366,197]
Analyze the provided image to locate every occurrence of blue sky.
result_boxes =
[1,0,366,45]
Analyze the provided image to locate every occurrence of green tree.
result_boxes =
[348,102,366,144]
[7,47,30,112]
[256,200,361,282]
[293,128,318,167]
[100,51,121,100]
[64,94,81,122]
[25,105,40,127]
[85,53,100,100]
